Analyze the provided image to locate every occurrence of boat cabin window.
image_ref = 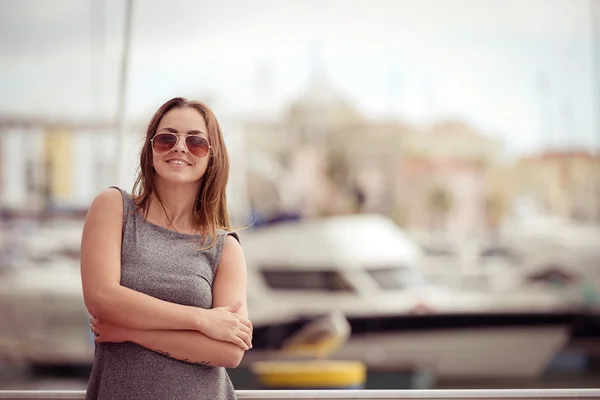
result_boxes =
[261,269,354,292]
[367,267,427,290]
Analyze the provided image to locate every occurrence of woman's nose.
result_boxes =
[173,136,188,153]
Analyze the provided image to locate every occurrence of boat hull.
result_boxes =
[244,312,573,380]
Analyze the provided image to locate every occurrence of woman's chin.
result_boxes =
[155,170,201,185]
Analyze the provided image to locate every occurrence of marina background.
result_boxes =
[1,0,599,391]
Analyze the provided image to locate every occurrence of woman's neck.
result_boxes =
[147,178,201,231]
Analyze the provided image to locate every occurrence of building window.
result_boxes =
[25,159,36,193]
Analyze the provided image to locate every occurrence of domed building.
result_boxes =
[243,70,369,221]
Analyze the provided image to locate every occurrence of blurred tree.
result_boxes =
[428,185,452,232]
[485,193,507,238]
[326,149,350,188]
[392,203,409,228]
[322,148,370,216]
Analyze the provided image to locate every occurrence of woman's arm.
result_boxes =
[80,189,251,348]
[130,329,245,368]
[211,234,251,340]
[92,319,246,368]
[90,233,253,368]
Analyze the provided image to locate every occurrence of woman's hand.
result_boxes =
[199,301,253,350]
[90,317,132,343]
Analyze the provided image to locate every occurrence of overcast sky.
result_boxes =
[0,0,597,155]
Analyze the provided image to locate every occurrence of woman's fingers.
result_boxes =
[239,323,252,337]
[90,317,101,336]
[236,331,252,349]
[239,317,252,330]
[233,335,249,350]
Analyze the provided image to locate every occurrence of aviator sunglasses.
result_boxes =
[151,132,211,159]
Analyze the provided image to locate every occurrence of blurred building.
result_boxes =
[392,122,503,236]
[0,122,117,215]
[43,128,74,206]
[244,76,504,236]
[0,114,254,226]
[244,73,365,219]
[0,126,47,212]
[511,151,600,222]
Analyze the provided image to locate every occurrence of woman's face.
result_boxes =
[151,107,210,185]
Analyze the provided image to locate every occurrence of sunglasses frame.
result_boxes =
[150,132,211,159]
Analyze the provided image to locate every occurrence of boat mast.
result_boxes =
[115,0,133,187]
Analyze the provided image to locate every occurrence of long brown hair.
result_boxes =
[132,97,231,249]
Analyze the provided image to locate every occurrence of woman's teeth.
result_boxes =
[168,160,189,166]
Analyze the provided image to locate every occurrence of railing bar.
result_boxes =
[235,389,600,399]
[1,389,600,399]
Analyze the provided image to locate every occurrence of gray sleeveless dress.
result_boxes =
[86,187,238,400]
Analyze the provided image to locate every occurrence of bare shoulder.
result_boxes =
[219,234,245,269]
[83,188,124,232]
[223,234,243,255]
[87,188,124,216]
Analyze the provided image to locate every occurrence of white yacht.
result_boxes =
[239,214,573,380]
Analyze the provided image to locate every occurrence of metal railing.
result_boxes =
[1,390,600,399]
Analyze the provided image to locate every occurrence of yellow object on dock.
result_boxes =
[250,360,366,389]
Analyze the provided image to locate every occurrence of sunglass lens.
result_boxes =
[153,134,177,154]
[186,136,210,158]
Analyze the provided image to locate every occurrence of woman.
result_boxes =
[80,97,252,400]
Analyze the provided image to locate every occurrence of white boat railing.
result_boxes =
[1,389,600,399]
